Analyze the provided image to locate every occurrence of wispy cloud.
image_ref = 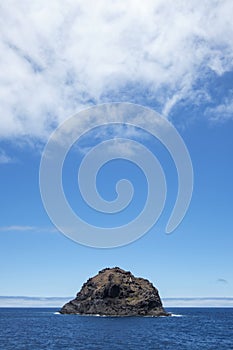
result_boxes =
[206,98,233,122]
[0,226,36,232]
[163,297,233,307]
[0,226,57,233]
[0,1,233,143]
[0,296,71,308]
[217,278,228,284]
[0,150,15,164]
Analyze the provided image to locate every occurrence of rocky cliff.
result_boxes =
[60,267,169,316]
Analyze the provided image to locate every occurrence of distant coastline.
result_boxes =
[0,296,233,308]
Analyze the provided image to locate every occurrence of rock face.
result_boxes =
[60,267,169,316]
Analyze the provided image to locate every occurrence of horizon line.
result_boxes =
[0,296,232,308]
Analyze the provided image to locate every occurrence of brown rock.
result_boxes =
[60,267,170,317]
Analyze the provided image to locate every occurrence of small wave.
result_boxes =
[171,314,183,317]
[53,312,61,315]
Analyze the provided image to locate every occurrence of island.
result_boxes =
[60,267,170,316]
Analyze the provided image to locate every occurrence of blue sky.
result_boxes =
[0,1,233,306]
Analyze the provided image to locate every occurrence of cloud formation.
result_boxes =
[0,1,233,141]
[0,150,14,164]
[163,297,233,307]
[0,225,57,233]
[217,278,228,284]
[0,296,71,307]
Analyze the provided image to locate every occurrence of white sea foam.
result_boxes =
[171,314,183,317]
[54,312,182,318]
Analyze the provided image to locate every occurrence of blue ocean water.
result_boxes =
[0,308,232,349]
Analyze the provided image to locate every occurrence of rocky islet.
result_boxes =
[60,267,169,317]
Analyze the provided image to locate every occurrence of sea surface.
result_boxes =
[0,307,232,349]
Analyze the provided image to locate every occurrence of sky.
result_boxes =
[0,1,233,307]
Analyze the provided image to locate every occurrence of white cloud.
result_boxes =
[163,297,233,307]
[0,150,14,164]
[0,225,57,233]
[0,0,233,142]
[0,296,71,307]
[0,225,35,232]
[206,97,233,121]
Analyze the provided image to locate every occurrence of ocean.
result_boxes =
[0,308,232,349]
